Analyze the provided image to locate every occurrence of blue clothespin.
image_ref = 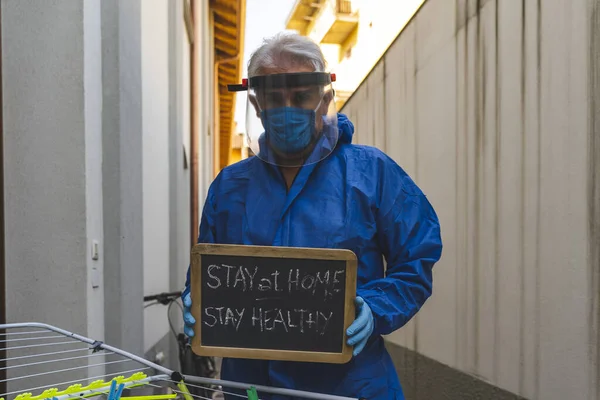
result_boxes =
[107,380,125,400]
[107,380,117,400]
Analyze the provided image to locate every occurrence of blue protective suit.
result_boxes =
[183,114,442,399]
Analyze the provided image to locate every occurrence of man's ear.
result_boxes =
[248,94,261,118]
[320,89,334,113]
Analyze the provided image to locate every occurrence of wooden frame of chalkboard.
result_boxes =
[190,243,358,364]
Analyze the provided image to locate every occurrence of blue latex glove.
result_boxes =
[346,296,374,356]
[182,292,196,338]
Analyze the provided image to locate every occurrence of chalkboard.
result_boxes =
[190,243,357,364]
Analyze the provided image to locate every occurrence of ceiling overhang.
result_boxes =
[211,0,246,170]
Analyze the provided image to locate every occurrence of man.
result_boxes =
[181,33,442,399]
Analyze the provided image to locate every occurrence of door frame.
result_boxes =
[188,0,199,248]
[0,0,7,395]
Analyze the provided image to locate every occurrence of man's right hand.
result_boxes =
[182,292,196,337]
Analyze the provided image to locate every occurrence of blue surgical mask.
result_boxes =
[260,107,316,154]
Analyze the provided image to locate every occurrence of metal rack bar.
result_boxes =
[0,323,360,400]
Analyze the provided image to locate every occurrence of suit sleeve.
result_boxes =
[182,183,218,298]
[356,158,443,336]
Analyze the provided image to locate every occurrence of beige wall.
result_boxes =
[198,0,216,205]
[342,0,600,399]
[327,0,424,96]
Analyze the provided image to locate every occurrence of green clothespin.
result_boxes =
[246,387,258,400]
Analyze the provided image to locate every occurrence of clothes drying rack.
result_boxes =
[0,323,359,400]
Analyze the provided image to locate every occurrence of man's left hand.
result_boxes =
[346,296,374,357]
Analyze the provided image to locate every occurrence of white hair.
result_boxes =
[247,32,326,77]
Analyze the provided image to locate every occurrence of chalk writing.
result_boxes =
[203,307,245,331]
[203,306,333,336]
[206,264,344,299]
[250,308,333,335]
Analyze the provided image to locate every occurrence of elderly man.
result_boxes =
[181,33,442,399]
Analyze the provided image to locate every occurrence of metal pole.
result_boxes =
[183,374,359,400]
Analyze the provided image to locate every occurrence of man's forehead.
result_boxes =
[259,65,315,75]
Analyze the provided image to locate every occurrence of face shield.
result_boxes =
[228,72,339,167]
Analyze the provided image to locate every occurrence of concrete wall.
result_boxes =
[145,0,216,366]
[166,0,184,370]
[141,0,171,354]
[2,0,105,389]
[168,0,193,355]
[341,0,600,399]
[3,0,87,333]
[101,0,145,361]
[83,0,106,376]
[2,0,215,384]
